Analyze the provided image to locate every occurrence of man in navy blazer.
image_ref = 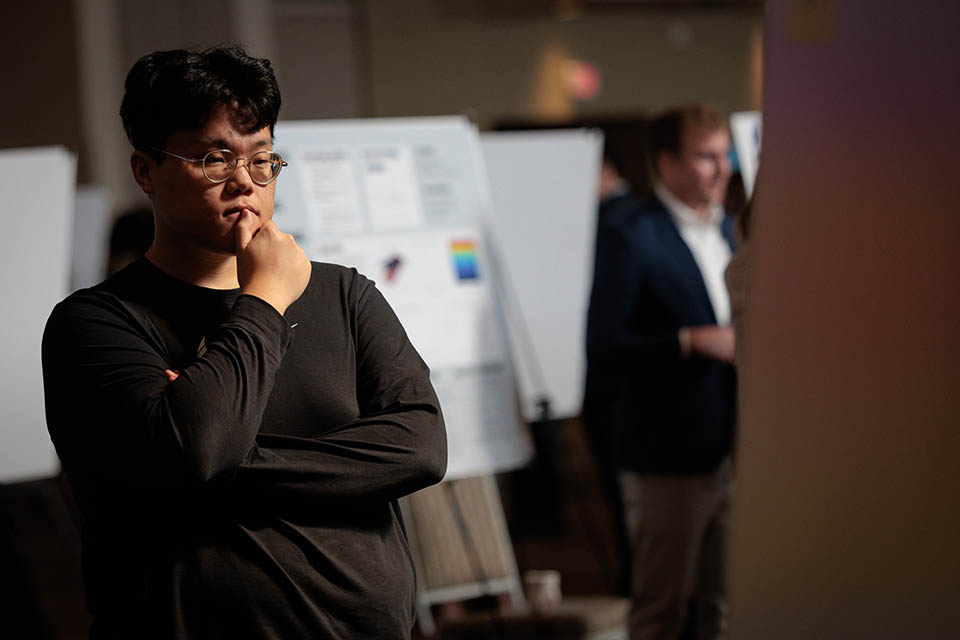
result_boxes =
[586,105,737,640]
[583,151,648,597]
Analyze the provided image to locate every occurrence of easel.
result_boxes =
[401,475,526,635]
[402,471,629,639]
[400,245,543,635]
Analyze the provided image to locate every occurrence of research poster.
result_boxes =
[275,117,533,479]
[274,118,493,236]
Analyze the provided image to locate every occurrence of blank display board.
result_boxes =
[0,147,76,482]
[71,184,112,290]
[728,1,960,637]
[479,130,603,421]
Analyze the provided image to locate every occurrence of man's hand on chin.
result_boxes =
[234,210,311,315]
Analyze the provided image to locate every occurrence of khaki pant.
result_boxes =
[619,459,732,640]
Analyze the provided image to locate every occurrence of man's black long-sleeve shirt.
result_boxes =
[41,258,447,638]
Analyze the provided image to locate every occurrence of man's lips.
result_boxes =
[223,206,258,217]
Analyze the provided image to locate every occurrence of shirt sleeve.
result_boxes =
[42,291,293,496]
[586,215,683,375]
[229,278,448,512]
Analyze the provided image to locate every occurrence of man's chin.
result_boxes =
[205,234,239,257]
[708,191,727,206]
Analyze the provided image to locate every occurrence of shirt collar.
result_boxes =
[654,182,724,228]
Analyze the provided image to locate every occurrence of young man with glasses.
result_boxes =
[42,46,446,638]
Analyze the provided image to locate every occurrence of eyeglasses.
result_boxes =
[150,147,288,186]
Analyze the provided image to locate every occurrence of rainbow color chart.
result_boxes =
[450,240,479,280]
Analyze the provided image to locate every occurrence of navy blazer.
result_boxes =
[582,190,645,461]
[585,195,737,474]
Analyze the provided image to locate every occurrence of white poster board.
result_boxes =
[479,130,603,421]
[730,111,762,198]
[71,184,113,290]
[274,117,533,479]
[0,146,76,482]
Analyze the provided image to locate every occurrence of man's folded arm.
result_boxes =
[42,292,292,491]
[230,279,447,510]
[234,402,445,510]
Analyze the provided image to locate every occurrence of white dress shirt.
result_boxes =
[654,183,732,325]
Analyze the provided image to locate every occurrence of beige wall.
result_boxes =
[0,1,83,172]
[366,0,762,127]
[274,2,364,120]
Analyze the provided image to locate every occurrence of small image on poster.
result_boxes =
[450,239,480,281]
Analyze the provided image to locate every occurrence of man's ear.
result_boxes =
[130,151,155,196]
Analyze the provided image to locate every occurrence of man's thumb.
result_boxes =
[234,211,255,252]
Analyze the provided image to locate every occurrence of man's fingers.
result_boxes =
[234,211,256,252]
[164,369,180,382]
[258,221,278,236]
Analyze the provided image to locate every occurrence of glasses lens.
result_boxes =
[250,151,283,185]
[203,150,235,182]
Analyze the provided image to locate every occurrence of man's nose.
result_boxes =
[226,158,256,191]
[716,154,731,175]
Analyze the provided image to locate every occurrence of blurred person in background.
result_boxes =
[725,173,757,370]
[106,206,154,276]
[586,104,737,640]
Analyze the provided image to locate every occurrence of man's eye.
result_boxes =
[207,155,227,164]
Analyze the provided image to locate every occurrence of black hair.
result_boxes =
[601,134,627,177]
[107,207,155,276]
[109,207,154,257]
[648,104,724,175]
[119,44,281,154]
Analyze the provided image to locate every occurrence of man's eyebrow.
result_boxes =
[195,137,272,149]
[196,137,232,149]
